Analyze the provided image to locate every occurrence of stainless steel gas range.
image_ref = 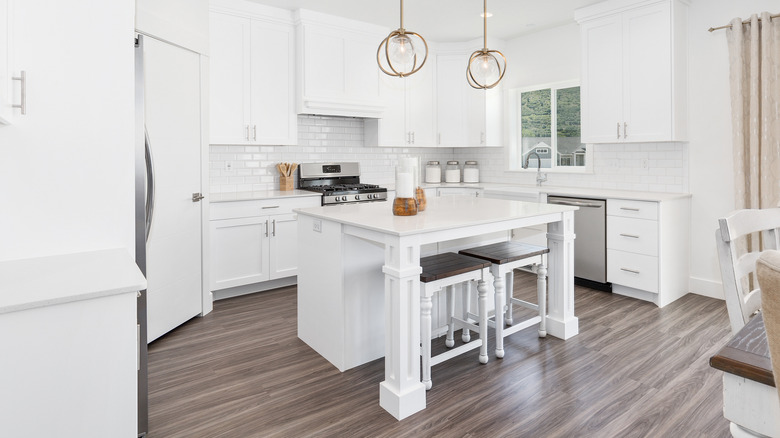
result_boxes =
[298,162,388,206]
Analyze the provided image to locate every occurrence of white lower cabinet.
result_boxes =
[210,196,319,292]
[606,197,689,307]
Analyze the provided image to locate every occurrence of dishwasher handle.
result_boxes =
[548,199,604,209]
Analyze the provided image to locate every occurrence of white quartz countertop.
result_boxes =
[424,182,690,202]
[0,248,147,315]
[295,195,576,237]
[209,189,321,203]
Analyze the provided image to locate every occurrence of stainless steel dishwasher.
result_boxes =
[547,196,611,292]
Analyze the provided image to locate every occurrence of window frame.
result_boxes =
[506,80,593,174]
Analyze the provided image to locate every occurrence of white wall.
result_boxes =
[686,0,780,298]
[0,0,136,262]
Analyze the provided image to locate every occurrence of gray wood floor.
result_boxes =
[148,272,733,438]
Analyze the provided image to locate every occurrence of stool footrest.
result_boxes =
[450,317,480,333]
[501,316,541,338]
[430,340,484,366]
[509,297,539,312]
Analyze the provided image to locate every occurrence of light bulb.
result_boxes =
[388,34,416,67]
[469,53,499,85]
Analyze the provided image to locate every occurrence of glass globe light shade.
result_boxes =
[388,34,416,67]
[469,53,500,86]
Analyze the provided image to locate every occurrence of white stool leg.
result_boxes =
[493,268,505,359]
[421,293,433,390]
[537,263,547,338]
[445,285,455,348]
[462,281,472,343]
[477,277,489,364]
[505,271,514,326]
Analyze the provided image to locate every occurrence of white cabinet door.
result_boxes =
[0,0,13,125]
[144,36,204,342]
[580,14,622,143]
[466,87,486,146]
[209,12,251,144]
[622,2,671,142]
[407,62,436,147]
[250,19,296,145]
[269,212,300,279]
[371,73,406,147]
[210,216,270,291]
[436,54,467,147]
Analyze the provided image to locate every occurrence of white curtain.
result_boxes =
[727,13,780,210]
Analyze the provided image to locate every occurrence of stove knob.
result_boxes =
[367,194,373,199]
[355,195,360,201]
[341,196,347,201]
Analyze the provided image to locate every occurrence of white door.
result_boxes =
[144,36,203,342]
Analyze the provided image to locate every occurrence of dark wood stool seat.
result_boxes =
[458,241,549,265]
[459,241,550,359]
[420,252,492,283]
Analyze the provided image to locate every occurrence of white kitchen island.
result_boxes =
[295,195,578,420]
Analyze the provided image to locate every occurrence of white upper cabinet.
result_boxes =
[295,10,387,118]
[0,0,15,125]
[576,0,688,143]
[209,1,296,145]
[366,58,436,147]
[436,47,503,148]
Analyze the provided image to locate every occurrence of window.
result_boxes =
[510,83,586,171]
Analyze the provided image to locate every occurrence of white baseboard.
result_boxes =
[213,276,297,301]
[688,276,724,300]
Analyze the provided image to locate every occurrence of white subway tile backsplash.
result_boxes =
[209,115,689,194]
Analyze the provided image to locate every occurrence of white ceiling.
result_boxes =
[247,0,604,42]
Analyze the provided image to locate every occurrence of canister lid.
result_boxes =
[427,161,440,165]
[447,161,459,165]
[465,161,478,165]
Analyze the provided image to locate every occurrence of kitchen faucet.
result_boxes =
[524,151,548,186]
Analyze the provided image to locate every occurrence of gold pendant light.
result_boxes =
[377,0,428,78]
[467,0,507,89]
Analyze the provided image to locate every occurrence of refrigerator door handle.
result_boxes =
[145,127,156,242]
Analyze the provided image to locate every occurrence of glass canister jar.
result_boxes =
[463,161,479,183]
[445,161,461,183]
[425,161,441,183]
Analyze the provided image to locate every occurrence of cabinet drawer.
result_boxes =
[607,249,658,293]
[607,216,658,256]
[210,196,320,220]
[607,199,658,220]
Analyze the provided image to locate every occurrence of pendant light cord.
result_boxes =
[483,0,487,51]
[400,0,404,32]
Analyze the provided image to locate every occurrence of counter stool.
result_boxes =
[420,252,491,390]
[459,242,549,359]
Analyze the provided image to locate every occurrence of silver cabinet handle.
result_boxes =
[437,133,441,145]
[619,233,640,238]
[192,193,205,202]
[253,125,257,141]
[412,132,415,144]
[624,122,628,138]
[620,268,640,274]
[620,207,640,212]
[617,122,620,139]
[481,132,485,144]
[262,205,280,209]
[144,128,155,243]
[246,125,250,141]
[12,71,27,115]
[265,219,269,237]
[272,219,276,236]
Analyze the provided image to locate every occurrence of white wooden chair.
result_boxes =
[716,208,780,334]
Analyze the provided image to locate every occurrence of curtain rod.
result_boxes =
[709,13,779,32]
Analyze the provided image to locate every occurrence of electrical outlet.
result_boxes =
[641,158,648,169]
[225,161,233,171]
[313,220,322,233]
